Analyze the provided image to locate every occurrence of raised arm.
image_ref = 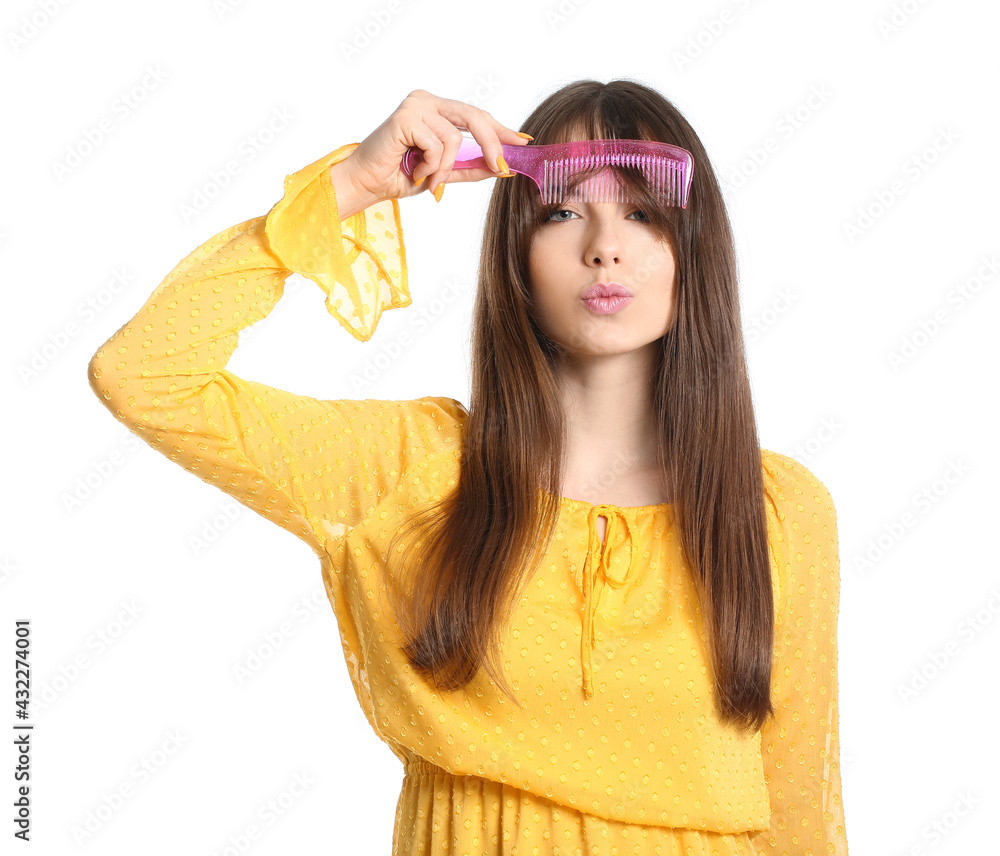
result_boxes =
[753,450,850,855]
[88,92,530,554]
[86,144,420,554]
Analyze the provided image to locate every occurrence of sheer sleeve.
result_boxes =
[752,451,850,855]
[87,143,434,555]
[264,143,410,341]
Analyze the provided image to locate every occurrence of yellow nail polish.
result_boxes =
[516,132,534,140]
[414,175,425,187]
[433,182,445,203]
[497,154,511,175]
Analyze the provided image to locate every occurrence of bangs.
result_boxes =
[520,115,683,247]
[528,162,679,248]
[495,80,700,284]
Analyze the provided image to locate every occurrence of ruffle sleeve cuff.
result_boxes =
[264,142,410,342]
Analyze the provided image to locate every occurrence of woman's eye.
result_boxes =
[544,208,651,223]
[546,208,577,222]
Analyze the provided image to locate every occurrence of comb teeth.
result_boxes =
[540,152,686,206]
[399,136,694,207]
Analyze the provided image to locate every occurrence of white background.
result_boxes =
[2,0,998,853]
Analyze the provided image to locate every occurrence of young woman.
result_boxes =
[89,80,849,855]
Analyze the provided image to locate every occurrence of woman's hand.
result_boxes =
[330,89,530,216]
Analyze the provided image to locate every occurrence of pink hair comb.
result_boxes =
[400,136,694,208]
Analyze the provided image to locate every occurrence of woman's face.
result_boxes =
[526,188,678,359]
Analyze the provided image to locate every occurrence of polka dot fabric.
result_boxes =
[264,142,411,343]
[88,144,849,855]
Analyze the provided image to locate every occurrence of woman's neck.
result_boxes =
[555,343,670,505]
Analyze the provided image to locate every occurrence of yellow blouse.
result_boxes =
[88,143,849,855]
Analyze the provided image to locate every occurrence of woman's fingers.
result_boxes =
[416,113,467,193]
[341,90,530,206]
[437,104,519,176]
[403,120,449,188]
[415,111,528,192]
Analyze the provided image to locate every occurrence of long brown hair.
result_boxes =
[379,78,774,733]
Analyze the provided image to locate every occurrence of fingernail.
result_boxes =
[414,175,425,187]
[433,183,445,203]
[496,171,516,177]
[516,132,534,140]
[496,154,511,175]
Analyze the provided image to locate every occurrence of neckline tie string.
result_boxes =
[580,505,638,699]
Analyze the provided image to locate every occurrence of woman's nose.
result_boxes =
[584,211,624,266]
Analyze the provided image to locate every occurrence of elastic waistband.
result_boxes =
[403,759,453,777]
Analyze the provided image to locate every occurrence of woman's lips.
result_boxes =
[581,282,633,314]
[582,295,633,314]
[581,282,632,299]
